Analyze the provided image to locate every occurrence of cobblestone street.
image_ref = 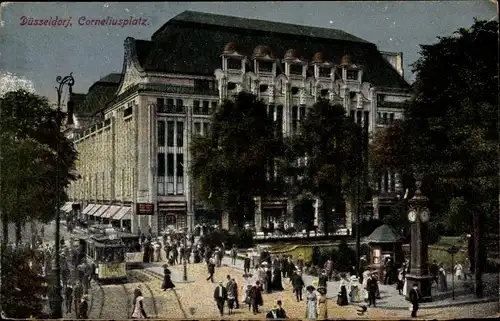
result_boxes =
[142,263,499,319]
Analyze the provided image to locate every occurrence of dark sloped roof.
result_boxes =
[365,224,402,243]
[78,74,120,115]
[152,11,370,44]
[135,22,409,88]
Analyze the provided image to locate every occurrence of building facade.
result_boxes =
[65,11,410,234]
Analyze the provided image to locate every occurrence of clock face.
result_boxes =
[408,210,417,223]
[420,209,430,223]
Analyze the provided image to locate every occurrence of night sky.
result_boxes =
[1,1,497,103]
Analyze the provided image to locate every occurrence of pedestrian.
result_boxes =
[131,295,148,319]
[265,264,272,293]
[409,283,421,318]
[324,259,333,281]
[73,281,83,317]
[437,264,448,292]
[161,265,175,291]
[206,258,215,282]
[40,225,45,239]
[337,275,349,306]
[214,281,227,316]
[454,262,464,280]
[397,268,404,295]
[430,260,439,285]
[305,285,317,319]
[272,265,284,291]
[292,270,305,302]
[367,273,377,307]
[275,300,287,318]
[78,295,89,319]
[244,255,251,276]
[65,282,73,314]
[232,278,240,309]
[349,274,360,303]
[317,286,328,320]
[250,281,263,314]
[318,270,328,289]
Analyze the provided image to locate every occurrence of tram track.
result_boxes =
[128,270,159,318]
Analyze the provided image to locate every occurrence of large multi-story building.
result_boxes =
[62,11,410,234]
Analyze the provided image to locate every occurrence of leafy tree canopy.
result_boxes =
[190,92,283,223]
[0,90,77,231]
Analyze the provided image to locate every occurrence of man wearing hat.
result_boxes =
[318,270,328,291]
[291,270,305,302]
[409,283,421,317]
[213,281,228,316]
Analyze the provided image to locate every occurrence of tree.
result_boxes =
[0,90,77,244]
[370,19,498,297]
[1,245,47,318]
[284,100,364,236]
[190,92,283,229]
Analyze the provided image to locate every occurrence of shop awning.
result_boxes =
[82,204,96,215]
[60,202,72,212]
[102,205,121,219]
[88,205,102,216]
[94,205,110,218]
[113,207,131,220]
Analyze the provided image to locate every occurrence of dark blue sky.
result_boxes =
[1,1,496,102]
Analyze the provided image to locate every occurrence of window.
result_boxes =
[194,79,211,91]
[364,111,369,129]
[157,98,165,113]
[193,100,200,114]
[321,89,329,97]
[268,105,274,120]
[335,68,343,79]
[347,70,359,80]
[123,102,133,118]
[227,82,236,90]
[299,106,306,121]
[194,122,201,135]
[389,113,395,124]
[205,122,211,134]
[176,121,184,147]
[350,110,355,120]
[211,101,217,111]
[167,153,174,176]
[157,153,165,176]
[289,64,302,75]
[319,67,331,78]
[176,99,184,113]
[157,121,165,146]
[202,101,209,114]
[377,112,382,124]
[356,111,362,124]
[349,92,356,99]
[291,87,299,95]
[377,94,385,106]
[258,61,273,73]
[383,113,388,125]
[259,84,268,92]
[227,58,241,70]
[177,154,184,178]
[167,121,174,147]
[276,105,283,137]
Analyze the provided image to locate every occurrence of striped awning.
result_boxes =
[94,205,110,218]
[102,205,121,219]
[88,205,102,216]
[82,204,96,215]
[113,207,131,220]
[60,202,72,212]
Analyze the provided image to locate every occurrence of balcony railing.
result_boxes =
[157,104,186,114]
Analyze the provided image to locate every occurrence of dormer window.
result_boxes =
[227,58,241,70]
[258,61,273,73]
[319,67,331,78]
[347,70,359,80]
[290,64,302,75]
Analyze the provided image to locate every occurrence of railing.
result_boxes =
[156,104,186,114]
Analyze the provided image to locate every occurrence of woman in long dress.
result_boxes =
[317,286,328,320]
[272,266,284,291]
[305,286,318,319]
[161,265,175,291]
[337,277,349,306]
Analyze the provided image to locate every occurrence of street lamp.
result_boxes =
[51,73,75,319]
[183,227,188,281]
[446,245,460,300]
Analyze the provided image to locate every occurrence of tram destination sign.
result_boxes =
[136,203,155,215]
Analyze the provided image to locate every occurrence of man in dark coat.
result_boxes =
[409,283,421,317]
[78,295,89,319]
[291,270,305,302]
[73,281,83,318]
[318,270,328,290]
[272,266,284,291]
[244,256,251,275]
[367,274,378,307]
[265,267,273,293]
[64,283,73,314]
[430,260,439,285]
[214,281,227,316]
[250,281,264,314]
[206,258,215,282]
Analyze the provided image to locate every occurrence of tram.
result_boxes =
[78,234,128,281]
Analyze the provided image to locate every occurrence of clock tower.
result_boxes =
[406,177,433,302]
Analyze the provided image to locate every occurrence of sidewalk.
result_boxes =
[221,256,498,310]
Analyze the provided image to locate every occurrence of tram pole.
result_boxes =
[51,73,75,319]
[183,228,188,281]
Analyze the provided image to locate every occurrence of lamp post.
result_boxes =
[51,73,75,319]
[446,245,460,300]
[183,227,188,281]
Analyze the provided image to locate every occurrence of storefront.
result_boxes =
[158,202,187,232]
